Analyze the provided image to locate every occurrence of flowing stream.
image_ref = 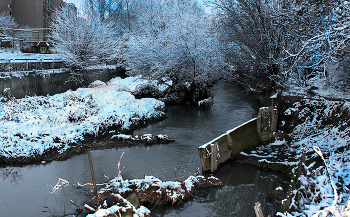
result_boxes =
[0,81,289,217]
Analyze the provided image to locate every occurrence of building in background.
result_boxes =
[0,0,67,41]
[0,0,12,16]
[0,0,78,53]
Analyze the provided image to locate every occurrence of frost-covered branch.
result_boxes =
[50,5,120,70]
[50,178,70,194]
[125,0,226,83]
[0,12,18,38]
[117,151,124,177]
[283,1,350,85]
[313,146,339,207]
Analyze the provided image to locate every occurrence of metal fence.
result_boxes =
[0,58,64,72]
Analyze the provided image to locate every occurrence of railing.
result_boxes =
[0,58,64,72]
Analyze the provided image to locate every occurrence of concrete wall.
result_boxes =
[228,118,260,156]
[0,67,126,98]
[198,91,281,173]
[198,118,260,173]
[13,0,43,29]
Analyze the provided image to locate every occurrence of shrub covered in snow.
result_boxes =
[51,5,120,69]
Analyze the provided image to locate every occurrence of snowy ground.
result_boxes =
[0,76,169,159]
[242,77,350,216]
[284,75,350,100]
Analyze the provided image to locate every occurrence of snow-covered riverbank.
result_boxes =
[239,79,350,216]
[0,76,168,161]
[277,97,350,217]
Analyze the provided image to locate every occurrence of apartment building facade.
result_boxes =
[0,0,65,41]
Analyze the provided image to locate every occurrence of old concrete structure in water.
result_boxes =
[198,92,280,173]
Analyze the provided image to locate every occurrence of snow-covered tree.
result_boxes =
[16,26,32,42]
[283,0,350,88]
[86,0,139,34]
[87,0,125,21]
[210,0,290,93]
[0,12,18,39]
[125,0,226,83]
[50,5,120,70]
[209,0,350,91]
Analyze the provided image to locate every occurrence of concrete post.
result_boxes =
[211,143,218,173]
[257,96,279,144]
[257,107,273,143]
[254,202,264,217]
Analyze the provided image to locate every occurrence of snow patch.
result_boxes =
[0,76,166,158]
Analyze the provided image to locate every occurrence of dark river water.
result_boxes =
[0,81,289,217]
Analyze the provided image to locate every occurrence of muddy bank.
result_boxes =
[234,154,293,177]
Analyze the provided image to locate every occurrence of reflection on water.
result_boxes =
[0,81,289,217]
[2,167,23,183]
[152,162,289,217]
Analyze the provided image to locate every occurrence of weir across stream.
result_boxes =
[198,91,280,173]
